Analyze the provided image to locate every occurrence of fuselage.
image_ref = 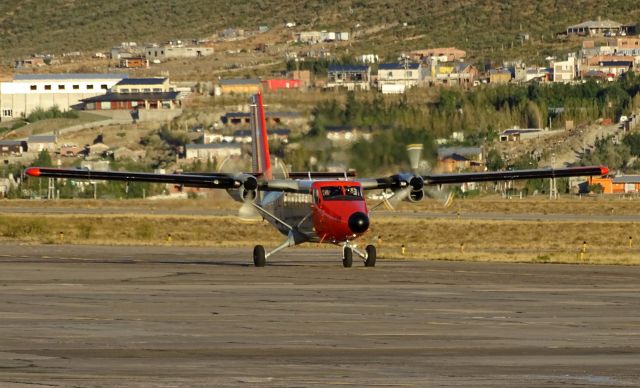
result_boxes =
[259,181,369,245]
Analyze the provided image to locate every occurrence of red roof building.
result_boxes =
[262,79,302,91]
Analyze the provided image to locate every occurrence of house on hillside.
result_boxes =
[596,60,634,77]
[566,18,635,37]
[119,57,149,68]
[409,47,466,62]
[377,62,422,93]
[79,77,181,111]
[184,143,242,161]
[432,63,479,87]
[262,79,302,92]
[489,69,512,84]
[217,79,262,95]
[552,57,576,83]
[27,135,57,153]
[145,42,214,62]
[436,147,484,173]
[326,65,371,91]
[0,140,26,156]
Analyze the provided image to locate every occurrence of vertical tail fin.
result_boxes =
[250,92,272,180]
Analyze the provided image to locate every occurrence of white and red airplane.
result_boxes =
[25,93,608,267]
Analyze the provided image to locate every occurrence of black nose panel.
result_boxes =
[348,212,370,234]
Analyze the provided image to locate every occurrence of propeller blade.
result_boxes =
[425,187,454,208]
[383,187,411,210]
[238,201,261,222]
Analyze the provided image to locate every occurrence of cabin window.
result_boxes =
[321,185,362,201]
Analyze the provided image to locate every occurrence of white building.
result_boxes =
[377,62,422,92]
[184,143,241,161]
[145,43,214,62]
[0,73,125,121]
[553,57,576,83]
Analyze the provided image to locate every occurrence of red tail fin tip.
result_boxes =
[255,92,272,179]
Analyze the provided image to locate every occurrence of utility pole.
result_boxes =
[549,153,558,199]
[47,178,55,200]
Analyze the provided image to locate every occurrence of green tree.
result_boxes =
[486,149,505,170]
[31,150,52,167]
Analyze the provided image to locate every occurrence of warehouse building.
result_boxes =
[0,73,126,121]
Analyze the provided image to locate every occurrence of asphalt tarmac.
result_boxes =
[0,244,639,387]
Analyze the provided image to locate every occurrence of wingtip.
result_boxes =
[25,167,41,177]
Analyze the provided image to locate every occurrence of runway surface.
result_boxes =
[0,244,639,387]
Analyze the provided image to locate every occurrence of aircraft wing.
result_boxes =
[358,166,608,190]
[424,166,608,185]
[24,167,245,189]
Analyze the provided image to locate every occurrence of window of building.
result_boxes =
[406,71,413,77]
[101,84,108,90]
[2,109,12,117]
[121,88,129,93]
[131,88,140,93]
[72,84,80,90]
[153,88,162,92]
[30,85,37,91]
[161,50,164,55]
[44,85,52,90]
[87,84,94,90]
[143,88,151,92]
[58,85,65,90]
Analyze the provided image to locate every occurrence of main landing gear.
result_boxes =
[252,237,376,268]
[253,243,377,268]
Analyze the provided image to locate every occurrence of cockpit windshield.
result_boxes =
[320,185,362,201]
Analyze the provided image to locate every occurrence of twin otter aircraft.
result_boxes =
[26,93,608,267]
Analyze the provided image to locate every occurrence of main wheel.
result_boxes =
[365,245,377,267]
[253,245,266,267]
[342,247,353,268]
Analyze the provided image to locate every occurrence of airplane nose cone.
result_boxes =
[348,212,370,234]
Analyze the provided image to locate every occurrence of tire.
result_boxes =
[253,245,266,267]
[342,247,353,268]
[365,245,377,267]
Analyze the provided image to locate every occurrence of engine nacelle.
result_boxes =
[407,188,425,202]
[226,174,258,203]
[389,174,425,203]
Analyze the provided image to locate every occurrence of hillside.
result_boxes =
[1,0,640,65]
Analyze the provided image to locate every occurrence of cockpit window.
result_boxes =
[320,185,362,201]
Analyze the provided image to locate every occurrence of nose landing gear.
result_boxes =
[341,242,376,268]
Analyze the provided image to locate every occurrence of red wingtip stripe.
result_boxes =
[600,166,609,176]
[25,167,41,177]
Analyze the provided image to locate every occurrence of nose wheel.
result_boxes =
[341,243,376,267]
